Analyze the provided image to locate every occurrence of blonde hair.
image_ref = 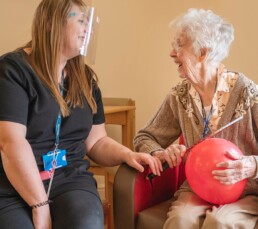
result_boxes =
[24,0,97,117]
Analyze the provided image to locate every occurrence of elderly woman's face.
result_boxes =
[170,35,202,81]
[62,5,87,59]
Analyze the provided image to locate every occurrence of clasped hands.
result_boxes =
[152,145,257,184]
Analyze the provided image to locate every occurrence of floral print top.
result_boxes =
[171,64,258,134]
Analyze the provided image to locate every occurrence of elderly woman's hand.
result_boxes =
[212,150,257,185]
[152,144,186,168]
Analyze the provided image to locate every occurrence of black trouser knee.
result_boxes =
[0,207,34,229]
[51,190,104,229]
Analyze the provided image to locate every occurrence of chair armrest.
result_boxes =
[114,164,137,229]
[114,163,179,229]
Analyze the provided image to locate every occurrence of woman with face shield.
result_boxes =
[0,0,162,228]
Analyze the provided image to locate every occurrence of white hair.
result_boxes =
[170,8,234,66]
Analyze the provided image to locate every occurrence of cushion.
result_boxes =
[136,199,171,229]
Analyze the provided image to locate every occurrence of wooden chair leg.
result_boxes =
[102,200,111,229]
[88,165,113,229]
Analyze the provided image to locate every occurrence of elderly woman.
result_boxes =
[134,8,258,229]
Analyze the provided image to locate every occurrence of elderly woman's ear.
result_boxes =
[199,47,209,62]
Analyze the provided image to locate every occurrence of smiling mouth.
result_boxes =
[175,61,182,68]
[174,60,183,67]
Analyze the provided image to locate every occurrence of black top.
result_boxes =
[0,50,105,213]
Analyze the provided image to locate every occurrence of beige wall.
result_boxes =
[1,0,258,139]
[91,0,258,134]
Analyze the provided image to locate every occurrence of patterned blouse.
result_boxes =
[171,64,258,135]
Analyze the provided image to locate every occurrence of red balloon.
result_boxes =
[185,138,247,205]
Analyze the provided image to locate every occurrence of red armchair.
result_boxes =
[114,161,186,229]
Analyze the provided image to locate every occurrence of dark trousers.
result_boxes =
[0,190,104,229]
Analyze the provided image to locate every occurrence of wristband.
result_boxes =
[30,200,52,209]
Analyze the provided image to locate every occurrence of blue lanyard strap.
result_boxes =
[200,80,217,138]
[201,103,213,138]
[55,71,64,147]
[46,71,65,197]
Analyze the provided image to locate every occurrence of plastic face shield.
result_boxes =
[69,6,100,64]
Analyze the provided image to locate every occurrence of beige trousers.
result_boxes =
[163,191,258,229]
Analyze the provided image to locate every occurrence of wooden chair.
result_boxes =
[88,166,112,229]
[102,97,136,150]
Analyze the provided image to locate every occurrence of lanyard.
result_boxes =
[54,72,64,148]
[201,103,213,138]
[47,71,65,197]
[200,80,217,138]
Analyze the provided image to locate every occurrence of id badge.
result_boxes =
[42,149,67,171]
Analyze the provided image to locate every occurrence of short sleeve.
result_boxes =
[92,85,105,125]
[0,56,29,125]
